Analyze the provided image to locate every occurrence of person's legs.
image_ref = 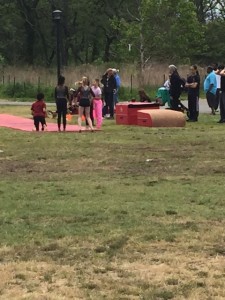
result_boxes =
[90,102,94,125]
[215,88,220,111]
[40,116,46,131]
[94,99,103,129]
[33,116,39,131]
[86,102,94,126]
[78,106,84,130]
[84,107,94,130]
[108,92,114,117]
[62,99,67,131]
[188,95,193,120]
[188,95,198,121]
[170,97,180,111]
[219,91,225,122]
[206,92,216,115]
[113,90,119,108]
[56,100,63,130]
[195,96,199,121]
[104,93,110,116]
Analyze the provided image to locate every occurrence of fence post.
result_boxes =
[2,76,4,85]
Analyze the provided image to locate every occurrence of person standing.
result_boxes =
[204,66,217,115]
[217,65,225,123]
[168,65,182,111]
[112,69,121,107]
[74,77,95,132]
[31,93,47,131]
[185,65,200,122]
[213,63,221,111]
[55,75,69,131]
[101,68,117,119]
[92,79,103,129]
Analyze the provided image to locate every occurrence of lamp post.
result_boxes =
[52,10,62,80]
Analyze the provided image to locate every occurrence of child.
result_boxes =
[91,79,103,129]
[138,89,151,102]
[31,92,47,131]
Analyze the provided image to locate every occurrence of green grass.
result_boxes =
[0,107,225,299]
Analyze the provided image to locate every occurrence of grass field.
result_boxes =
[0,106,225,299]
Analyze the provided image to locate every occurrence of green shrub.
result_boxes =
[0,83,54,102]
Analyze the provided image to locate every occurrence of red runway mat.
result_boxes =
[0,114,95,132]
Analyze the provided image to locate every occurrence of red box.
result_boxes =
[137,110,153,127]
[116,102,159,125]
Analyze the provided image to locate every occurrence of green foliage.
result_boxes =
[204,20,225,63]
[0,83,54,101]
[0,0,224,66]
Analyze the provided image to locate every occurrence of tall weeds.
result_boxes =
[0,63,206,89]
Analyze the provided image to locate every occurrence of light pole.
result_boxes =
[52,10,62,80]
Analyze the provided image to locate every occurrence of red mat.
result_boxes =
[0,114,96,132]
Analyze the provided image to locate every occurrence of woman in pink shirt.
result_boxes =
[91,79,103,129]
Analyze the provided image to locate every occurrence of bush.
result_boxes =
[0,83,54,102]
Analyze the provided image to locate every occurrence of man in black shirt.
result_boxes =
[185,65,200,122]
[101,68,117,118]
[218,65,225,123]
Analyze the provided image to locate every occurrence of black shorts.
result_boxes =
[33,116,46,130]
[79,98,90,108]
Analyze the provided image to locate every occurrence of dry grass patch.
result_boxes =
[0,260,84,299]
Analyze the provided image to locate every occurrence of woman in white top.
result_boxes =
[91,79,103,129]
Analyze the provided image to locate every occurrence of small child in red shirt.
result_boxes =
[31,93,47,131]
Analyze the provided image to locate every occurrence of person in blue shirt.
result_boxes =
[204,66,217,115]
[112,69,121,107]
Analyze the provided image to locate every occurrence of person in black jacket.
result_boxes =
[101,68,117,118]
[169,65,183,111]
[217,65,225,123]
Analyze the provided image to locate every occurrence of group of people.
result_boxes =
[31,63,225,131]
[205,64,225,123]
[164,64,200,122]
[157,63,225,123]
[31,68,121,132]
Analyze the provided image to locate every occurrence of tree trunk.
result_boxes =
[104,35,114,62]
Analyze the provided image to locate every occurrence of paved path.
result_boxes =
[0,99,211,113]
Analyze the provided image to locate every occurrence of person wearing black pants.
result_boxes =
[218,65,225,123]
[186,65,200,122]
[55,75,69,132]
[101,68,117,118]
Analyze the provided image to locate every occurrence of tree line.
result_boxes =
[0,0,225,69]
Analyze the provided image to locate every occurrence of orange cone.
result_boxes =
[66,114,72,121]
